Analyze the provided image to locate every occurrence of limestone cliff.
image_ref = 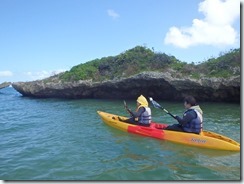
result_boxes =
[11,46,240,102]
[12,72,240,102]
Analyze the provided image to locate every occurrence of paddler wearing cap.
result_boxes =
[119,95,152,126]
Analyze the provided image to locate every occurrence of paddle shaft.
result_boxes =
[123,100,133,116]
[159,106,176,119]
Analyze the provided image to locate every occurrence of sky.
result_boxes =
[0,0,241,83]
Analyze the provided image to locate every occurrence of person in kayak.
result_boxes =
[119,95,152,126]
[164,96,203,134]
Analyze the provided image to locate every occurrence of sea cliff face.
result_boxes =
[12,71,240,102]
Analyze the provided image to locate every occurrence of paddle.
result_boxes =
[123,100,133,116]
[149,97,176,119]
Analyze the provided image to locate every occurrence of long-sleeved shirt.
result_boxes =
[176,110,197,126]
[129,107,145,118]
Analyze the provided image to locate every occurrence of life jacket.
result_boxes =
[135,95,151,124]
[182,109,203,134]
[138,107,152,125]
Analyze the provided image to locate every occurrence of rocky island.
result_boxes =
[12,46,240,102]
[0,82,11,89]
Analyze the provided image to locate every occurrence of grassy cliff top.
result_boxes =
[58,46,240,82]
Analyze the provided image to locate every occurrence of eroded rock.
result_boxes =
[12,72,240,102]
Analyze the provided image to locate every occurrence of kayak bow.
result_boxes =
[97,111,240,151]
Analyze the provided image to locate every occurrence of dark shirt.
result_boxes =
[176,110,197,126]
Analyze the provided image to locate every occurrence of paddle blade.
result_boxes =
[152,100,162,109]
[123,100,127,107]
[149,97,162,109]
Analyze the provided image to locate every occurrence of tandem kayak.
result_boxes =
[97,111,240,151]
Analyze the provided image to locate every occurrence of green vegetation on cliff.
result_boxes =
[197,48,240,78]
[60,46,240,82]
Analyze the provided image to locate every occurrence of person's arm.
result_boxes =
[175,111,196,126]
[131,107,145,118]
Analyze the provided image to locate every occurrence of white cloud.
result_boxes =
[25,69,66,81]
[164,0,240,48]
[107,9,120,19]
[0,70,13,77]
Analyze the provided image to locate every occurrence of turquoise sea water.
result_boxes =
[0,87,241,180]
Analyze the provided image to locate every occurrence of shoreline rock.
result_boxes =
[12,72,240,102]
[0,82,11,89]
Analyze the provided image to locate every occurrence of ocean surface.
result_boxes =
[0,87,241,181]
